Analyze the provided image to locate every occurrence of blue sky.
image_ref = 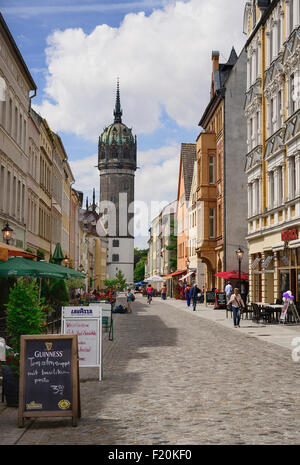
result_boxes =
[1,0,246,247]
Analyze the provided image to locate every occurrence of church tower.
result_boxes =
[97,81,137,284]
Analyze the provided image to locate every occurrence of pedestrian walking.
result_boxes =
[185,284,191,307]
[147,285,153,304]
[225,281,233,304]
[190,283,200,311]
[229,288,245,328]
[126,288,135,313]
[161,284,167,300]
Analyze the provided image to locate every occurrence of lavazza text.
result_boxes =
[108,449,192,462]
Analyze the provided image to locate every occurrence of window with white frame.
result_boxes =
[277,16,281,52]
[256,111,260,145]
[289,156,296,199]
[277,90,282,130]
[290,73,296,115]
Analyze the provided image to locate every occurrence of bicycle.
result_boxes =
[147,293,152,304]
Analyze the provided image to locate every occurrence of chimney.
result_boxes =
[212,51,220,72]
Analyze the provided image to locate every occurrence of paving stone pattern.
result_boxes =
[0,297,300,445]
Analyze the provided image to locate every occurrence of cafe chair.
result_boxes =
[242,304,253,320]
[251,303,261,323]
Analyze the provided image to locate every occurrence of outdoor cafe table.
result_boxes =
[253,302,284,323]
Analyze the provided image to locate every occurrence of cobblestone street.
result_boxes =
[1,295,300,445]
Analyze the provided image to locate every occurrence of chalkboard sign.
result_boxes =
[18,335,80,427]
[206,291,215,303]
[215,292,227,309]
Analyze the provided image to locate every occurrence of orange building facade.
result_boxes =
[196,48,248,292]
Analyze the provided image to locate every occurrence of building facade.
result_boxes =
[26,109,40,255]
[244,0,300,303]
[98,82,137,284]
[196,48,248,291]
[177,143,196,276]
[0,13,36,251]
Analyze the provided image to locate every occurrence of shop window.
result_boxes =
[280,270,290,295]
[278,250,289,267]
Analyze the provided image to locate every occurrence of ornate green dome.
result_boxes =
[100,122,134,146]
[98,80,137,170]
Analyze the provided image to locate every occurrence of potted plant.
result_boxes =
[1,279,46,407]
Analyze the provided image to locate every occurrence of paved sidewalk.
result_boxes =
[0,295,299,445]
[163,297,300,350]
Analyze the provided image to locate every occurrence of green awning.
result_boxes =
[0,257,85,279]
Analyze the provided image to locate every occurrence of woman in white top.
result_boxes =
[229,288,245,328]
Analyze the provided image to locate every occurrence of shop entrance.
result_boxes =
[278,249,300,302]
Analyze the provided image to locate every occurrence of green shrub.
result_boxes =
[5,279,47,372]
[49,279,69,306]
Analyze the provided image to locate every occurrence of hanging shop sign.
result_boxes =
[281,229,298,242]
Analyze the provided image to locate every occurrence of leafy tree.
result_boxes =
[41,279,51,303]
[166,218,177,271]
[134,248,148,268]
[37,249,45,261]
[5,279,47,371]
[65,277,85,299]
[49,279,69,306]
[134,257,146,283]
[104,279,118,289]
[0,277,17,316]
[116,269,127,291]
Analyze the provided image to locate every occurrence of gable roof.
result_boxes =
[180,143,196,202]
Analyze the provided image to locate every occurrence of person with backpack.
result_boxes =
[126,288,135,313]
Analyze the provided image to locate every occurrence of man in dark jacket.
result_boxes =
[190,283,200,312]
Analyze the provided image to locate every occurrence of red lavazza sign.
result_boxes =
[281,229,298,242]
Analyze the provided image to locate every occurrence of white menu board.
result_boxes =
[61,307,102,381]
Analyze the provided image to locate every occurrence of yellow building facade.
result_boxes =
[244,0,300,303]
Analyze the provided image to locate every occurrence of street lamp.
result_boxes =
[235,247,244,293]
[2,222,13,245]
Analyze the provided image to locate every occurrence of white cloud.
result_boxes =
[33,0,246,141]
[70,143,180,247]
[70,144,179,205]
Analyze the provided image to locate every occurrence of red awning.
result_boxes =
[165,270,186,279]
[215,271,249,280]
[0,243,35,261]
